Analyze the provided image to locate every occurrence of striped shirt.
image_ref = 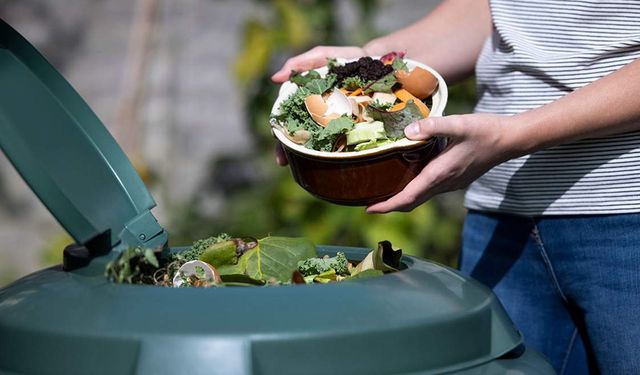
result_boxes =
[465,0,640,215]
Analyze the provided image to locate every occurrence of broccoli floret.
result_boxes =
[298,252,349,276]
[173,233,232,262]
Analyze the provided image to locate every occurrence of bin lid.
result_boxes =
[0,20,167,251]
[0,247,530,375]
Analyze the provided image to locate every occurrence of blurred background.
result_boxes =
[0,0,476,287]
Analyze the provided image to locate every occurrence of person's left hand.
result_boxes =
[366,113,518,213]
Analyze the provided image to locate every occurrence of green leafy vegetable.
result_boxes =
[304,73,337,95]
[391,56,408,72]
[368,99,424,138]
[290,70,321,86]
[363,73,397,94]
[346,121,386,146]
[308,116,355,151]
[298,251,349,276]
[174,233,232,262]
[342,76,365,91]
[367,99,393,112]
[218,236,318,283]
[353,138,393,151]
[105,247,160,284]
[326,57,339,70]
[198,240,239,268]
[274,86,317,136]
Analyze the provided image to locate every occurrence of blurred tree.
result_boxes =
[170,0,477,267]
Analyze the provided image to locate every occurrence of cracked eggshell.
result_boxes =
[371,92,397,106]
[173,260,222,287]
[305,89,352,127]
[395,66,439,100]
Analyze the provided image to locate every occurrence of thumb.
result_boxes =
[404,116,463,140]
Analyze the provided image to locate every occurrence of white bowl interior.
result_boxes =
[270,57,448,159]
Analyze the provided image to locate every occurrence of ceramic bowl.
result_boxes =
[270,58,448,206]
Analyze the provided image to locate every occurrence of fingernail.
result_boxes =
[405,122,420,138]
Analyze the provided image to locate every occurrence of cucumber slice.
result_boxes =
[346,121,386,145]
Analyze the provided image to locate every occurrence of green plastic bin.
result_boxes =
[0,19,555,375]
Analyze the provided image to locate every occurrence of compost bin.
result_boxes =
[0,19,555,375]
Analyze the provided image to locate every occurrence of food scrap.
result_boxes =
[105,235,402,287]
[271,52,439,152]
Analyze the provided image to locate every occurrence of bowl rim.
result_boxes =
[270,57,448,160]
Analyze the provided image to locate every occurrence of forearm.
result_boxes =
[509,59,640,156]
[363,0,492,83]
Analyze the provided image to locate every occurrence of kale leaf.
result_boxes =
[298,252,350,276]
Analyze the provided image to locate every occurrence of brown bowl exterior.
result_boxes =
[282,138,443,206]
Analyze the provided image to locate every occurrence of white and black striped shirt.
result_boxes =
[465,0,640,215]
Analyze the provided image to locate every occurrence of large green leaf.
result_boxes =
[245,236,317,282]
[217,237,317,283]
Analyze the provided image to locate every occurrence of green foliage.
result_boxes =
[105,247,160,284]
[217,236,318,283]
[311,115,354,151]
[175,233,232,262]
[363,73,397,94]
[342,76,365,91]
[298,251,349,276]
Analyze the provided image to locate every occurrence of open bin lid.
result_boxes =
[0,19,167,251]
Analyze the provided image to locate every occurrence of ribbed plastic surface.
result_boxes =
[0,247,554,375]
[0,20,166,250]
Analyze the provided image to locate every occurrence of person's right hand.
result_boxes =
[271,46,366,83]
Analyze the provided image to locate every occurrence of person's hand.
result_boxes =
[366,113,518,213]
[271,46,366,83]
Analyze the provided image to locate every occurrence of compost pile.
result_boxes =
[105,234,402,287]
[271,52,439,152]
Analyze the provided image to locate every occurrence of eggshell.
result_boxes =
[395,67,439,100]
[304,95,328,116]
[305,89,352,127]
[173,260,222,287]
[372,92,397,106]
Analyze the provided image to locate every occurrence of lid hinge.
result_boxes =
[119,210,168,250]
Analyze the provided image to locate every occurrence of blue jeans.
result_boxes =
[460,210,640,375]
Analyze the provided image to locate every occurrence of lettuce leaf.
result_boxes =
[367,99,424,138]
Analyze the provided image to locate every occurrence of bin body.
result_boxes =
[0,246,555,375]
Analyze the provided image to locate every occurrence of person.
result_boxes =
[271,0,640,374]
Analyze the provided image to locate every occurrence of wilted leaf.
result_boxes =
[314,269,337,283]
[143,248,159,268]
[198,240,238,268]
[354,240,402,274]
